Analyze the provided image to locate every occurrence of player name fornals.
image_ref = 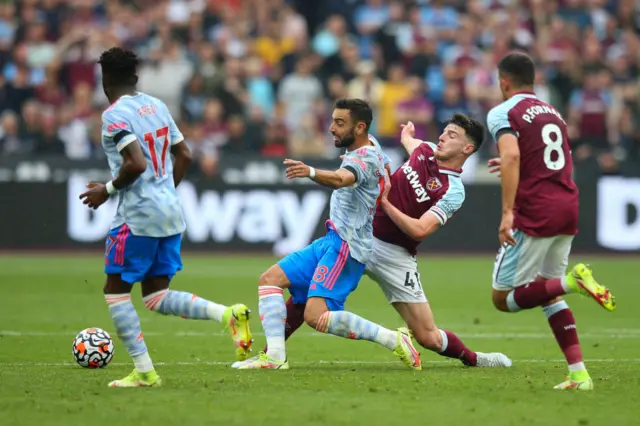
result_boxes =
[596,176,640,251]
[66,173,329,256]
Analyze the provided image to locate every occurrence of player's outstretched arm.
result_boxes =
[310,168,356,189]
[171,140,192,187]
[284,159,356,189]
[400,121,424,155]
[381,199,441,241]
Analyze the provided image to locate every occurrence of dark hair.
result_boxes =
[498,51,535,88]
[446,113,485,153]
[98,47,139,87]
[334,98,373,131]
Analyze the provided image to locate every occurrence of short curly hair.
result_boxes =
[98,47,139,87]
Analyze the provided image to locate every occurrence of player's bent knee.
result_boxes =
[103,274,133,295]
[142,289,168,312]
[304,311,320,329]
[542,295,564,307]
[492,289,511,312]
[259,264,289,288]
[304,298,329,330]
[141,277,170,297]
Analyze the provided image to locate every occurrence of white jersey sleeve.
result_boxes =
[102,108,138,152]
[487,98,520,142]
[427,176,465,226]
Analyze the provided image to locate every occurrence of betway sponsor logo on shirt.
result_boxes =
[401,162,430,203]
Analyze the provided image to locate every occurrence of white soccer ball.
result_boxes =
[72,328,115,368]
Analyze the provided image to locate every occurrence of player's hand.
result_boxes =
[488,157,501,177]
[498,211,516,247]
[79,182,109,210]
[284,159,311,179]
[400,121,416,140]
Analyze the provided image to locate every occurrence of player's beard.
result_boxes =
[334,127,356,148]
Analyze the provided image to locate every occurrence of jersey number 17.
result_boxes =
[143,126,170,177]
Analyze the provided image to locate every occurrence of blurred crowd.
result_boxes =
[0,0,639,178]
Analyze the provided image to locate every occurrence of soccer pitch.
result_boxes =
[1,254,639,426]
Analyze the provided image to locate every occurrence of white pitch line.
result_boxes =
[1,330,639,339]
[2,359,640,368]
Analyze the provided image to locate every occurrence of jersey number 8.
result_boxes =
[541,123,565,171]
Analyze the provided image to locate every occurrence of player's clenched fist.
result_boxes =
[284,159,311,179]
[79,181,109,210]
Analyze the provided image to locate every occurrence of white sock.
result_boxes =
[266,341,286,362]
[206,302,226,322]
[259,286,287,362]
[568,362,586,372]
[316,311,397,351]
[561,276,572,293]
[438,329,449,353]
[375,327,398,351]
[133,352,154,373]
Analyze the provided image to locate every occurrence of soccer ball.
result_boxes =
[72,328,115,368]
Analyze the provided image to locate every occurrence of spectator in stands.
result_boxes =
[0,0,637,180]
[0,111,22,155]
[277,55,323,131]
[34,106,65,155]
[376,63,410,144]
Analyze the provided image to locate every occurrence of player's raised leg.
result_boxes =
[140,234,253,361]
[493,234,614,314]
[492,234,606,390]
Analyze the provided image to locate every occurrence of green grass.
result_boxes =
[1,254,639,426]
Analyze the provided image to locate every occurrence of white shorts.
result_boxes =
[365,238,427,304]
[492,229,574,291]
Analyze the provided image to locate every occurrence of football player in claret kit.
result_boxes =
[233,98,422,371]
[252,113,513,369]
[487,51,616,390]
[79,47,253,387]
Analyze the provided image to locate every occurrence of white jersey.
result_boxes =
[101,92,186,238]
[329,145,386,264]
